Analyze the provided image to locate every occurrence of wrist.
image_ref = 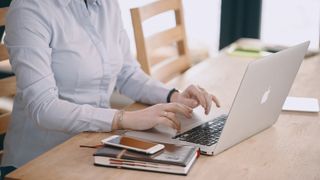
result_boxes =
[167,88,179,103]
[112,113,118,130]
[170,91,180,103]
[112,110,125,130]
[121,111,138,130]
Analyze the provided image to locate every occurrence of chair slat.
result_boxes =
[0,112,10,134]
[0,76,16,97]
[151,55,190,83]
[137,0,180,21]
[0,7,9,26]
[131,8,150,75]
[149,46,178,67]
[146,26,184,55]
[0,44,9,61]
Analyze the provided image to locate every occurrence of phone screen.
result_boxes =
[108,136,158,150]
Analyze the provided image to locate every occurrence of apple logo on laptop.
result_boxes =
[261,86,271,104]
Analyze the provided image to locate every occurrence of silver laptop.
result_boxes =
[126,42,310,155]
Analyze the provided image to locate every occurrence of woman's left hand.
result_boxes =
[170,85,220,115]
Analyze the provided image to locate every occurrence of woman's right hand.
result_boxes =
[113,103,193,131]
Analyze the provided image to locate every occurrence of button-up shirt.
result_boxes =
[2,0,170,167]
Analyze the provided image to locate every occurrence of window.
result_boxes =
[261,0,320,50]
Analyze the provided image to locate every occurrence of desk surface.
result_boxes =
[6,44,320,180]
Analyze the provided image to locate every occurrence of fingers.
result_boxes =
[186,85,211,114]
[164,103,192,118]
[179,98,198,108]
[185,85,221,114]
[205,94,212,115]
[187,85,207,110]
[211,94,221,108]
[158,117,177,130]
[156,103,193,131]
[159,112,181,131]
[197,86,212,114]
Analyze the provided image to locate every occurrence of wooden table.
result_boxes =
[5,46,320,180]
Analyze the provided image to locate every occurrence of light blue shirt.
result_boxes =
[2,0,170,167]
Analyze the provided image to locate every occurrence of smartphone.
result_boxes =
[101,135,165,154]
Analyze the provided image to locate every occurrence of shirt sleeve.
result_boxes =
[5,4,116,134]
[114,4,171,105]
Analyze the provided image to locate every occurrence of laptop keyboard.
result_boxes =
[173,114,228,146]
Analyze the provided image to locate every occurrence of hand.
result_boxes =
[170,85,220,114]
[112,103,193,131]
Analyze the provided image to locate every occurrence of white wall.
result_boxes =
[117,0,221,56]
[261,0,320,50]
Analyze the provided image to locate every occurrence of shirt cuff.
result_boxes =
[149,81,171,104]
[90,108,117,132]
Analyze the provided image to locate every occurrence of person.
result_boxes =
[2,0,220,167]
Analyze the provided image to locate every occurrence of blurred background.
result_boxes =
[1,0,319,57]
[117,0,319,59]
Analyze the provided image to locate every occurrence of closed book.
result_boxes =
[93,144,199,175]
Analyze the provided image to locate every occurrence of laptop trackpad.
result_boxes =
[125,107,210,144]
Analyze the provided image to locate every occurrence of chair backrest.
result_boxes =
[131,0,191,83]
[0,7,9,60]
[0,7,15,159]
[0,7,8,27]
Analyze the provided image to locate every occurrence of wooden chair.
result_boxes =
[131,0,191,83]
[0,7,16,160]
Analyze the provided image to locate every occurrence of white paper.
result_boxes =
[282,97,319,112]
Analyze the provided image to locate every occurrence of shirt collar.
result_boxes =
[58,0,102,8]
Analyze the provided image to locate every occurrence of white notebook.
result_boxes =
[282,97,320,113]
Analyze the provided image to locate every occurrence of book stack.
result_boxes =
[93,144,199,175]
